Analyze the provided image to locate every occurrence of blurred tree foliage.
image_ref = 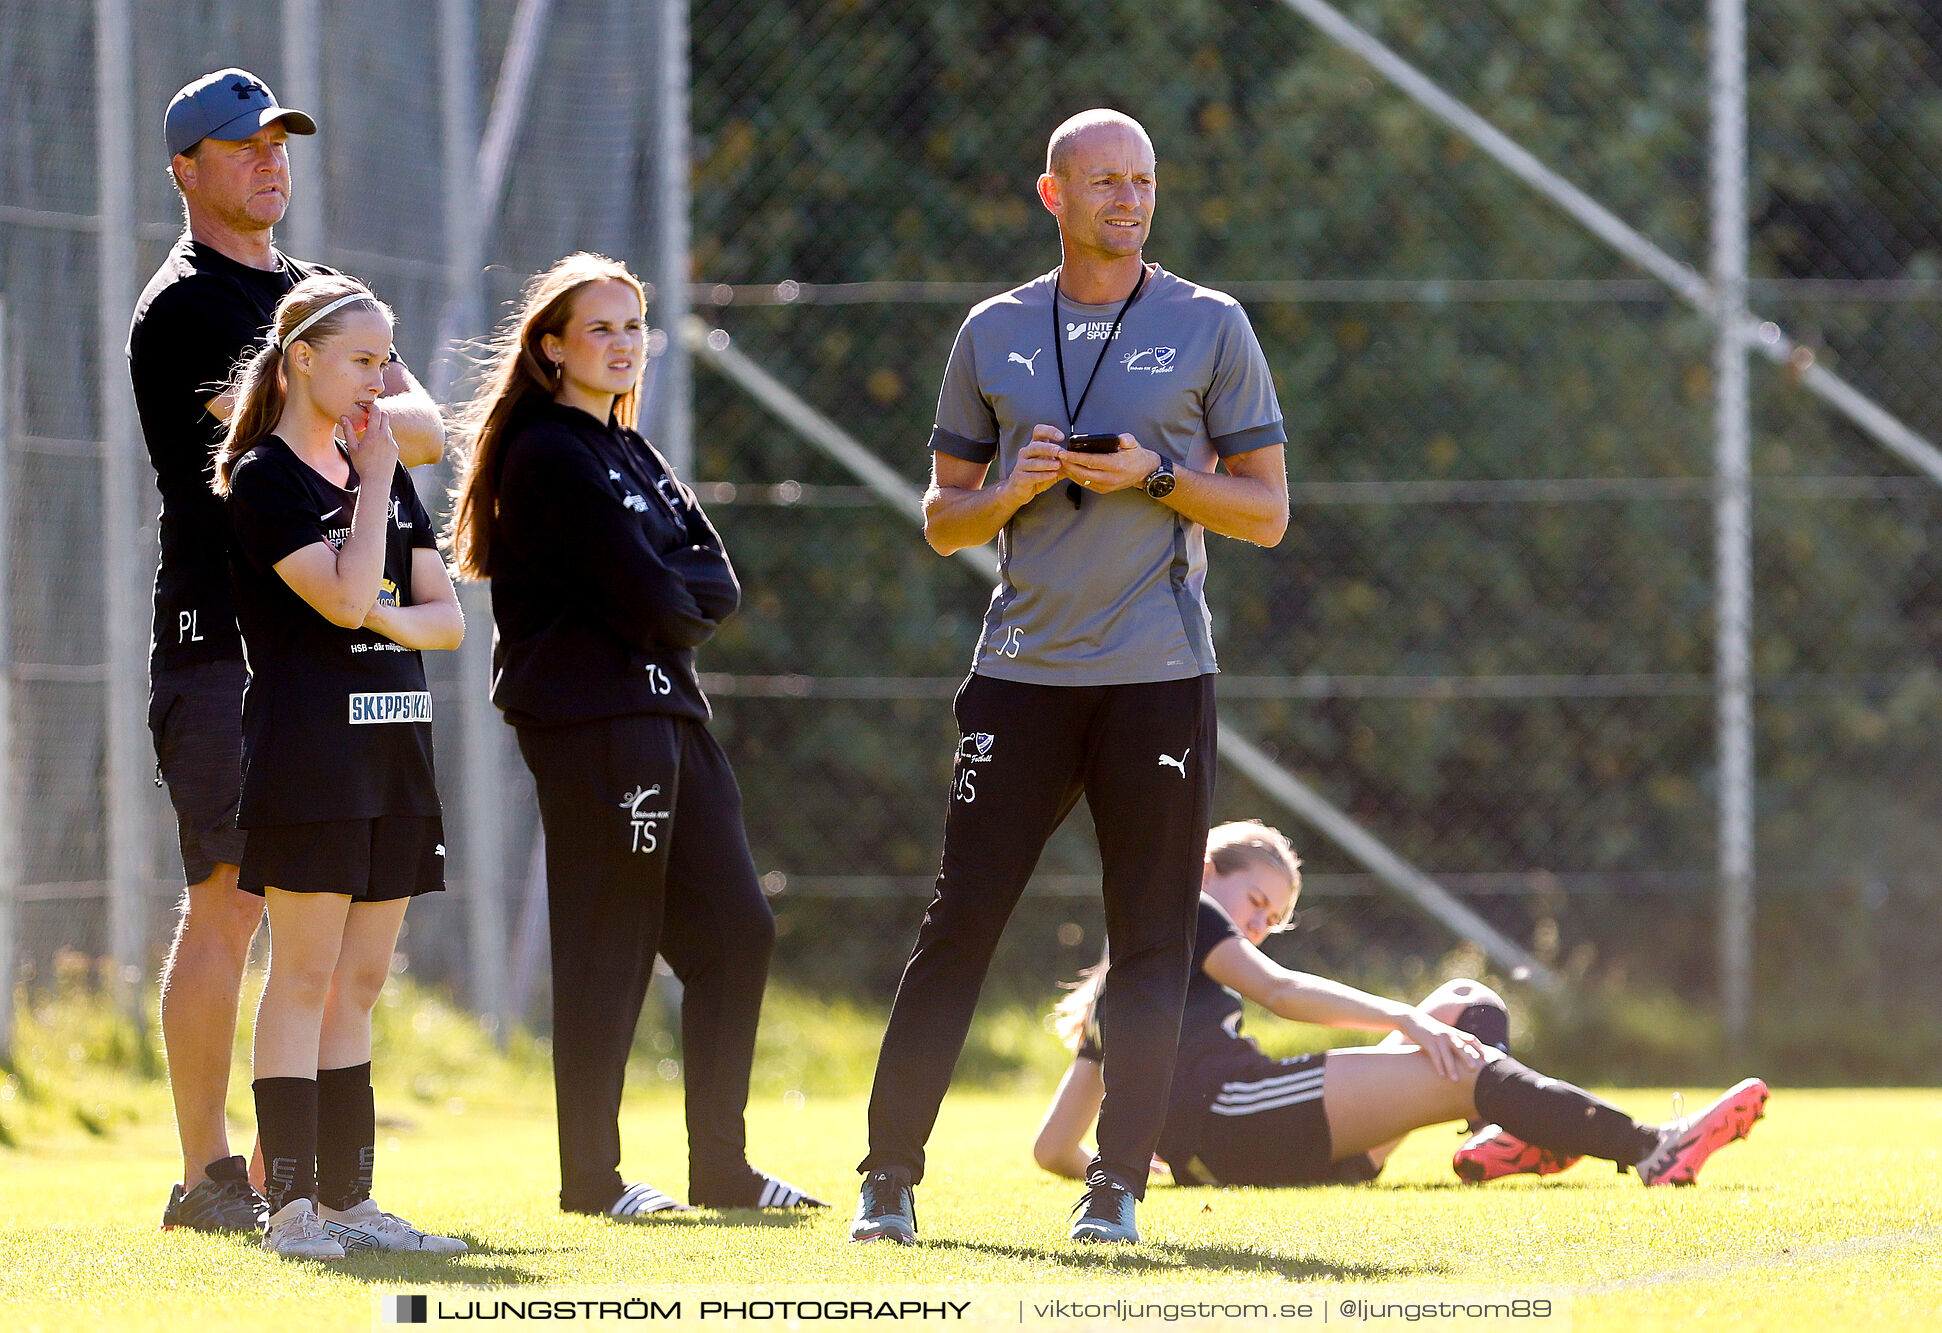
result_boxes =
[683,0,1942,1072]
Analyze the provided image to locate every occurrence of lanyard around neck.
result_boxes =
[1052,265,1148,509]
[1051,263,1148,434]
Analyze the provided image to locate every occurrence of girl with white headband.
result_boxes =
[214,275,467,1260]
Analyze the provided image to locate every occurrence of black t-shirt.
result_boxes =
[489,400,738,728]
[1080,895,1280,1163]
[225,436,440,827]
[129,235,332,669]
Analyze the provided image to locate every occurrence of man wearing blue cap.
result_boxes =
[129,68,445,1233]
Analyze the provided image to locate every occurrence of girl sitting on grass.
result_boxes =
[1034,820,1768,1190]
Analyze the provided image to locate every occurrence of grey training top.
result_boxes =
[931,266,1284,686]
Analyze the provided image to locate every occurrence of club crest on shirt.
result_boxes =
[1122,346,1177,374]
[957,732,996,763]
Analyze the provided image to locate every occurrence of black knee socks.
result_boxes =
[253,1076,318,1215]
[254,1066,377,1215]
[1471,1056,1658,1164]
[317,1062,376,1211]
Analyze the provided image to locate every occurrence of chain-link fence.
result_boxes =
[5,0,1942,1072]
[0,0,686,1038]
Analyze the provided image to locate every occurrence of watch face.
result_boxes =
[1145,466,1176,498]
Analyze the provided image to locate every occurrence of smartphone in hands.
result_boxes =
[1064,432,1123,454]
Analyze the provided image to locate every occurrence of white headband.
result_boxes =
[280,293,372,351]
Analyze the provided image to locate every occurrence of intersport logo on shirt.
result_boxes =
[348,691,433,724]
[1065,320,1118,341]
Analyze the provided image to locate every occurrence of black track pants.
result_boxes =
[517,714,776,1212]
[861,673,1217,1197]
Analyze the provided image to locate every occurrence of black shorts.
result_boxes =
[1174,1053,1380,1187]
[238,815,446,902]
[148,659,248,885]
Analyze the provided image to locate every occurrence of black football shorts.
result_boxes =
[238,815,446,902]
[148,659,249,885]
[1174,1053,1381,1187]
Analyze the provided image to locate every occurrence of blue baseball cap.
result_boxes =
[164,68,316,158]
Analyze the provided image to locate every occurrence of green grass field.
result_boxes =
[2,1080,1938,1332]
[3,979,1938,1331]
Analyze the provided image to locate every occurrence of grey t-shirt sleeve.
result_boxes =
[929,317,999,464]
[1205,303,1286,458]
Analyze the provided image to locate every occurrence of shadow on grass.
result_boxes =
[929,1238,1445,1282]
[1380,1179,1607,1193]
[559,1209,827,1231]
[1379,1178,1772,1195]
[312,1210,822,1286]
[313,1246,549,1287]
[177,1232,553,1286]
[679,1210,826,1229]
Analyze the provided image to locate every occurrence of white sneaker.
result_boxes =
[319,1197,468,1254]
[262,1199,346,1260]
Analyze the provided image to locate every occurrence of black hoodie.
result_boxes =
[488,400,738,727]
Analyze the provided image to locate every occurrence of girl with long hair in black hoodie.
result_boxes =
[450,254,821,1220]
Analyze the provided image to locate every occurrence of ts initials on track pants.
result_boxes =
[517,713,775,1212]
[861,672,1217,1198]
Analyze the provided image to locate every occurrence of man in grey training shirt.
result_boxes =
[851,108,1289,1246]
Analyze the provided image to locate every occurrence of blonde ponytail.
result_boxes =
[212,275,388,494]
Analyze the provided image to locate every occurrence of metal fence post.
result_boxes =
[456,581,507,1036]
[437,0,509,1034]
[651,0,692,476]
[0,296,16,1059]
[435,0,486,403]
[281,0,323,258]
[1711,0,1755,1053]
[94,0,149,1018]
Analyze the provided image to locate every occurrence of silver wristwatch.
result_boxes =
[1142,455,1176,499]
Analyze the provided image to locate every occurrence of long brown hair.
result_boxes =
[447,253,647,579]
[211,275,390,495]
[1050,821,1304,1050]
